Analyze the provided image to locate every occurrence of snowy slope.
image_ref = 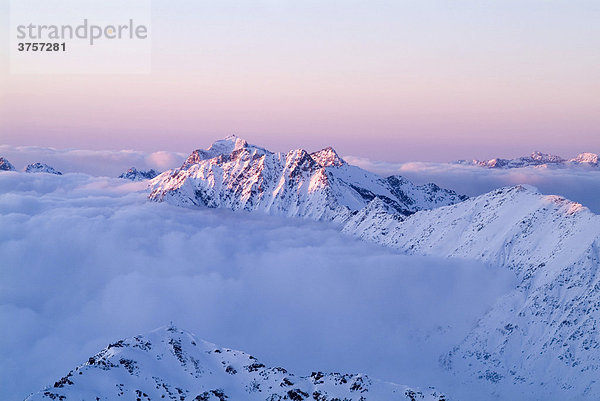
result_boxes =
[148,138,600,397]
[343,185,600,399]
[26,326,447,401]
[25,163,62,175]
[149,136,466,221]
[455,151,599,169]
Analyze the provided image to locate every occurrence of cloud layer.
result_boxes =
[0,145,186,176]
[0,171,515,400]
[346,156,600,214]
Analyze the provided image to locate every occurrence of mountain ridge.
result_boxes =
[455,151,599,169]
[25,325,448,401]
[149,136,467,222]
[343,184,600,399]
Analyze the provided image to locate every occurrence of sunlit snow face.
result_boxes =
[0,172,515,400]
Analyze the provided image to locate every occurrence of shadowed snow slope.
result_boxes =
[25,326,447,401]
[344,184,600,400]
[149,136,466,221]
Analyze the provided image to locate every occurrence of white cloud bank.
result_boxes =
[0,171,515,401]
[0,145,187,176]
[346,156,600,214]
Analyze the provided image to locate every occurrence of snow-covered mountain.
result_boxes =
[119,167,161,181]
[26,325,447,401]
[455,151,599,169]
[25,163,62,175]
[343,185,600,399]
[149,136,466,222]
[0,156,16,171]
[22,138,600,399]
[146,138,600,398]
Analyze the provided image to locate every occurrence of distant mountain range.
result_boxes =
[26,325,447,401]
[0,158,62,174]
[0,158,161,179]
[455,151,599,169]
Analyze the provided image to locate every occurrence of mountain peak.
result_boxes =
[284,148,320,172]
[570,152,599,165]
[25,162,62,175]
[182,136,270,169]
[509,183,539,193]
[212,134,249,152]
[529,151,564,163]
[0,156,16,171]
[310,146,346,167]
[119,167,160,181]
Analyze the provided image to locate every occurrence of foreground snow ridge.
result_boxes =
[26,325,447,401]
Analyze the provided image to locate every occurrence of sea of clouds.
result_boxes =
[0,171,516,401]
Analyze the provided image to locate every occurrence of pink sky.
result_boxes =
[1,0,598,162]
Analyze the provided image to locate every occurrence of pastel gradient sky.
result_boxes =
[1,0,598,162]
